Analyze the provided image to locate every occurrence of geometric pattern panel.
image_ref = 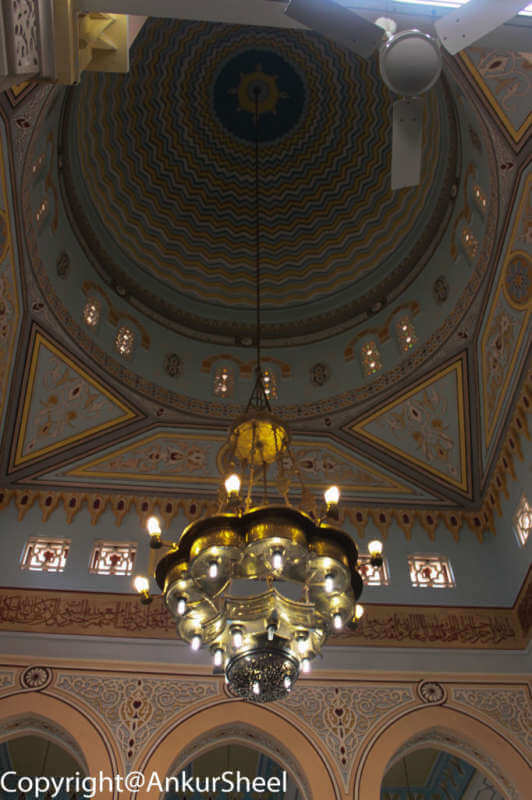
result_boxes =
[348,355,471,496]
[461,49,531,144]
[12,330,138,468]
[32,428,439,501]
[479,170,531,464]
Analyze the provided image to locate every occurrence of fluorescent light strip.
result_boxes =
[391,0,532,16]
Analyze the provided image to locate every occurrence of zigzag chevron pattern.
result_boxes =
[70,19,449,311]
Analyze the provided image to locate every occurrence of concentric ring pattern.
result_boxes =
[64,19,454,338]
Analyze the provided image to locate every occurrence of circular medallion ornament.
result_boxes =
[214,50,305,143]
[503,253,531,309]
[20,665,52,690]
[417,679,446,704]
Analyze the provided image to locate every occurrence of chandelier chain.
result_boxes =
[254,87,262,375]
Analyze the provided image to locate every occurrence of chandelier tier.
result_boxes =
[133,87,384,702]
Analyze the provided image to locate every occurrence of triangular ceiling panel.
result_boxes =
[347,356,471,497]
[12,331,139,468]
[28,428,438,502]
[460,48,531,144]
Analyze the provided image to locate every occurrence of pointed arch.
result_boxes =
[355,705,529,800]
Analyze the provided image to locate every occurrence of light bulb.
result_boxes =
[191,634,202,651]
[176,597,187,616]
[297,635,307,654]
[231,628,243,649]
[267,623,277,641]
[208,561,219,579]
[324,485,340,506]
[355,603,365,620]
[333,613,343,630]
[301,658,311,673]
[213,648,223,667]
[134,575,149,594]
[283,675,292,690]
[519,510,532,532]
[224,473,241,496]
[272,550,283,570]
[146,516,161,536]
[324,573,334,593]
[368,539,383,556]
[252,681,260,695]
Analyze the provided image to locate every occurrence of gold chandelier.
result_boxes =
[133,87,384,702]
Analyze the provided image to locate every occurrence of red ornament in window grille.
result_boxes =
[21,538,70,572]
[89,541,137,576]
[358,555,390,586]
[408,555,455,588]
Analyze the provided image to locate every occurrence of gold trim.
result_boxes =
[481,175,531,448]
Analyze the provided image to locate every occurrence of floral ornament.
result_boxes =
[310,362,330,387]
[20,665,53,690]
[164,352,183,379]
[433,275,449,304]
[504,255,531,309]
[56,251,70,279]
[417,680,446,705]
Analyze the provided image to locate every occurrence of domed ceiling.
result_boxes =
[62,18,456,342]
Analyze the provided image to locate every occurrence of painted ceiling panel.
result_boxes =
[28,427,439,502]
[478,168,531,475]
[461,48,531,144]
[347,355,471,496]
[11,329,140,468]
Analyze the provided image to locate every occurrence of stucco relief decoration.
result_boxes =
[20,665,53,690]
[291,448,390,490]
[451,687,532,751]
[94,439,209,477]
[13,0,39,72]
[484,302,521,425]
[376,387,458,481]
[24,357,117,454]
[472,50,531,131]
[56,674,219,767]
[417,680,447,705]
[15,333,136,465]
[282,685,413,787]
